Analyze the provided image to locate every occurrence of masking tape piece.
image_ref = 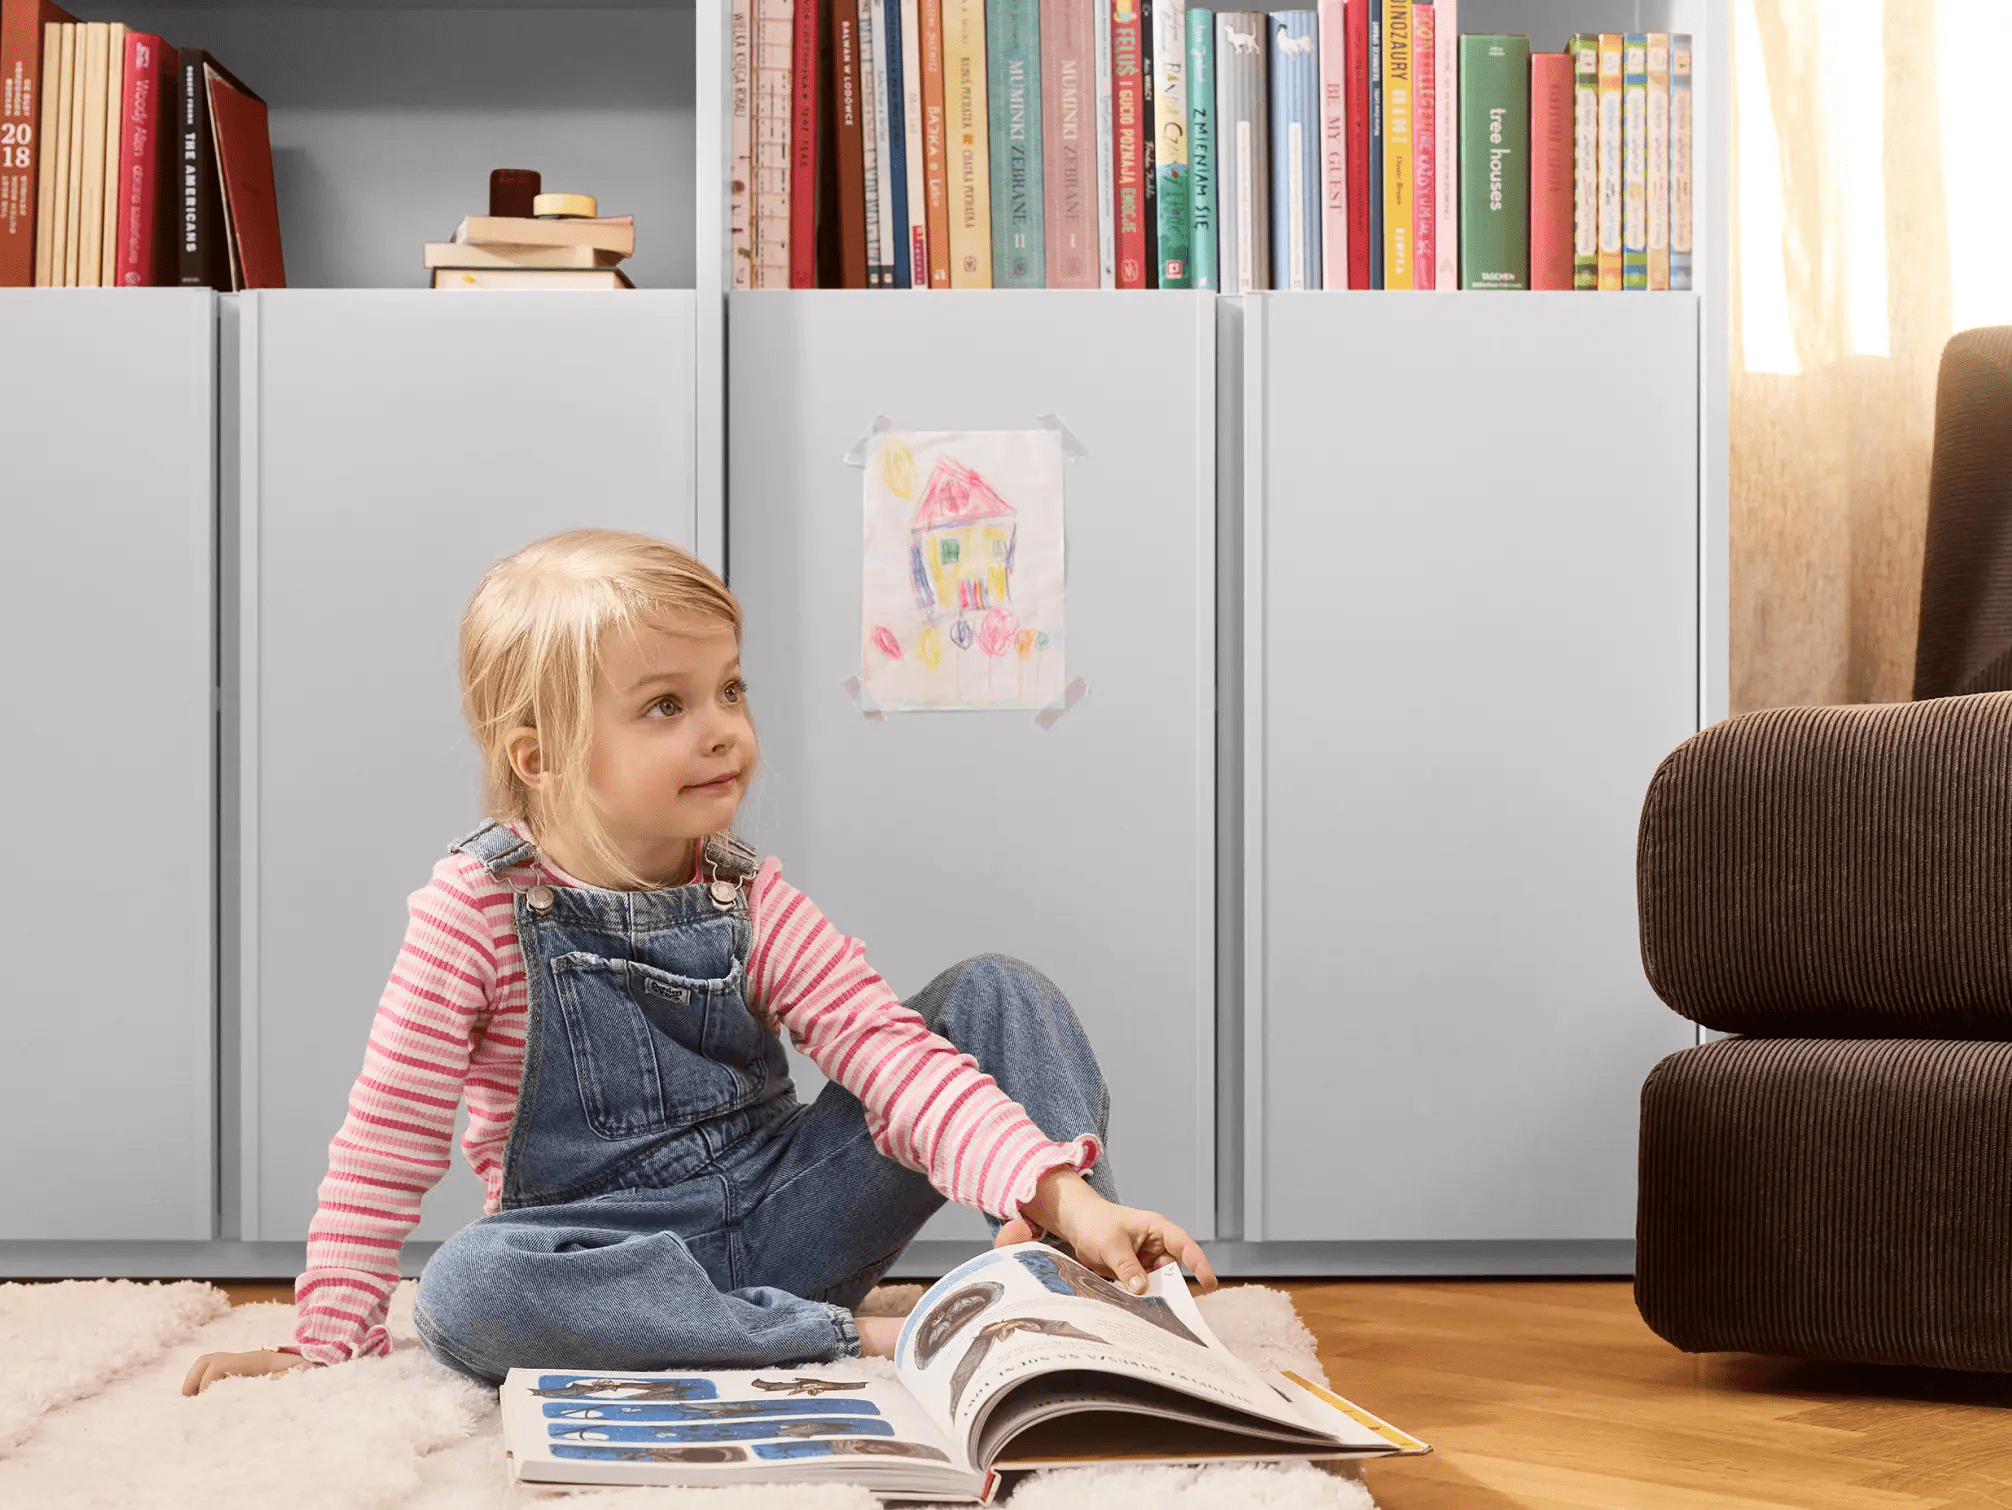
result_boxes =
[841,676,887,724]
[843,413,895,467]
[1033,677,1089,729]
[1035,413,1091,461]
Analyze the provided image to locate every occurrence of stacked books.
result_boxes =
[426,197,638,291]
[0,2,281,289]
[739,0,1692,292]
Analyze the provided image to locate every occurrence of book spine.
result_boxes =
[987,0,1043,285]
[1268,11,1318,289]
[1433,0,1456,289]
[1621,33,1645,289]
[1670,33,1692,290]
[859,0,886,286]
[1646,31,1668,290]
[1041,0,1097,286]
[1457,33,1527,289]
[1112,0,1145,287]
[1569,32,1597,289]
[882,0,911,285]
[1140,0,1157,283]
[1317,0,1345,290]
[754,0,793,288]
[830,4,870,287]
[1214,10,1267,293]
[921,0,952,285]
[901,0,927,286]
[1528,50,1571,289]
[31,19,63,285]
[114,31,165,286]
[1380,0,1409,288]
[96,21,121,284]
[1344,0,1368,287]
[1,0,69,287]
[730,0,754,289]
[1366,0,1381,286]
[75,21,103,287]
[790,0,820,285]
[1154,0,1190,285]
[48,24,72,284]
[1411,0,1432,288]
[943,0,993,284]
[1596,33,1620,290]
[1093,0,1116,284]
[66,22,84,284]
[1187,7,1216,289]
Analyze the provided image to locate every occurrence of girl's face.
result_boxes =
[578,613,756,885]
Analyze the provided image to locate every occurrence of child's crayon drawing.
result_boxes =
[860,429,1067,711]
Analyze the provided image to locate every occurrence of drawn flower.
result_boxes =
[871,626,903,660]
[877,437,918,501]
[950,619,976,651]
[977,608,1020,658]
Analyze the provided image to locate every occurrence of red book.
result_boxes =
[113,31,169,286]
[0,0,77,285]
[1344,0,1370,288]
[207,68,285,288]
[1111,0,1145,288]
[920,0,951,285]
[1411,2,1434,288]
[1529,50,1573,289]
[828,2,868,287]
[789,0,819,285]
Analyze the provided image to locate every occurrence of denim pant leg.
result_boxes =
[410,1187,859,1387]
[735,952,1116,1310]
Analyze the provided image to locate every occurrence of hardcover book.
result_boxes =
[207,62,284,288]
[1040,0,1097,287]
[987,0,1044,285]
[452,215,637,255]
[94,20,124,285]
[900,0,928,286]
[1457,32,1527,289]
[1596,32,1620,289]
[859,0,888,286]
[0,0,77,286]
[1318,0,1346,289]
[1268,9,1320,290]
[1345,0,1368,286]
[43,23,71,283]
[1379,0,1410,287]
[176,47,248,290]
[1621,32,1646,289]
[1528,49,1571,289]
[1366,0,1381,285]
[1139,0,1157,282]
[1646,30,1669,290]
[791,0,821,285]
[1431,0,1456,289]
[1569,32,1597,289]
[74,20,106,286]
[754,0,794,288]
[1670,32,1692,290]
[501,1245,1429,1502]
[829,0,870,287]
[881,0,912,285]
[1093,0,1116,283]
[1153,0,1191,285]
[113,30,172,286]
[1412,0,1433,287]
[921,0,953,285]
[1112,0,1146,287]
[1213,8,1268,293]
[730,0,754,289]
[433,267,633,290]
[1187,5,1217,289]
[943,0,994,285]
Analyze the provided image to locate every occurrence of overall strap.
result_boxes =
[702,831,761,885]
[447,817,540,876]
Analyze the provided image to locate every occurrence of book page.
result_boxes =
[894,1242,1324,1451]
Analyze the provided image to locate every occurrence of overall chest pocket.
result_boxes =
[548,953,768,1141]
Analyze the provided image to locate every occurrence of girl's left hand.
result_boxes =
[1001,1168,1219,1295]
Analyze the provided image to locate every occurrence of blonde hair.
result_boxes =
[458,528,746,892]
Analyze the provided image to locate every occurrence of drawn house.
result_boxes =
[909,458,1018,615]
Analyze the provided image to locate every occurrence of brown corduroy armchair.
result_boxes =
[1631,693,2012,1372]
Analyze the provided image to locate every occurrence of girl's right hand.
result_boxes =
[181,1348,316,1395]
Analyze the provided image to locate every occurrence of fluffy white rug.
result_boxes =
[0,1276,1376,1510]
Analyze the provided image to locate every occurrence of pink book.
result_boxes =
[113,31,169,286]
[1318,0,1346,289]
[1529,50,1574,289]
[1040,0,1097,286]
[1412,1,1434,288]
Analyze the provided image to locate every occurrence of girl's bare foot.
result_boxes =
[854,1314,904,1359]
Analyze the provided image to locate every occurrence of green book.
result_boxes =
[1154,0,1192,285]
[1621,32,1647,289]
[1569,33,1599,290]
[987,0,1046,285]
[1458,33,1529,290]
[1187,6,1217,289]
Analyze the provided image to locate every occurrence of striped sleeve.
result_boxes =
[289,861,499,1366]
[745,860,1100,1221]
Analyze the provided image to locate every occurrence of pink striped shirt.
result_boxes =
[290,824,1099,1365]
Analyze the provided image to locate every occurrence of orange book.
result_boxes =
[919,0,953,285]
[1596,33,1621,289]
[1528,51,1572,289]
[0,0,78,285]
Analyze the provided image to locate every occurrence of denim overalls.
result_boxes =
[411,817,1115,1386]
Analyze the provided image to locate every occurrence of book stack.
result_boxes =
[0,2,281,289]
[740,0,1692,292]
[427,185,637,291]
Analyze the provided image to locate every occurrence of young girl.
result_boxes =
[183,528,1213,1395]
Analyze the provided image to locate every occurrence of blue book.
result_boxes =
[884,0,912,285]
[1368,0,1383,286]
[1187,7,1217,290]
[1267,10,1320,288]
[987,0,1047,285]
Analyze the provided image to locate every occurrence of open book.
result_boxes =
[501,1241,1429,1501]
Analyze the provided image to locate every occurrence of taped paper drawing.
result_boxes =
[860,428,1067,710]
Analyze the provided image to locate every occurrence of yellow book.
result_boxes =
[33,21,63,286]
[1382,0,1413,287]
[74,20,105,287]
[57,22,78,284]
[98,22,124,286]
[941,0,992,287]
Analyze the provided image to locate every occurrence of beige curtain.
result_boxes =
[1731,0,1953,711]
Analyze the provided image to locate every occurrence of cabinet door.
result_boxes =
[232,291,701,1243]
[728,292,1216,1246]
[0,290,216,1239]
[1243,293,1700,1244]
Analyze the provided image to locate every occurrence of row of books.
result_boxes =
[730,0,1693,292]
[0,2,284,288]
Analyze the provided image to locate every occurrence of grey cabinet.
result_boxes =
[727,291,1218,1250]
[1233,293,1700,1250]
[226,290,702,1243]
[0,290,217,1240]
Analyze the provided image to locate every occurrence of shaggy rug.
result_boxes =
[0,1276,1379,1509]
